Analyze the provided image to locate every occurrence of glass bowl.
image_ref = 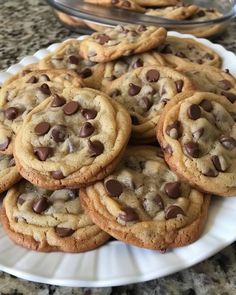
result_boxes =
[47,0,236,38]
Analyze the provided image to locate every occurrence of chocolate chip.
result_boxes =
[88,140,104,156]
[188,104,201,120]
[165,205,184,220]
[184,142,200,158]
[211,155,226,172]
[81,108,97,120]
[26,76,38,83]
[32,197,50,213]
[219,135,236,150]
[176,52,186,58]
[39,83,51,95]
[221,91,236,103]
[161,44,172,54]
[218,80,232,90]
[51,170,65,180]
[110,89,121,97]
[146,69,160,82]
[17,194,26,205]
[196,10,205,17]
[96,34,110,45]
[22,69,32,76]
[79,122,95,138]
[154,194,164,209]
[163,144,173,155]
[166,120,182,139]
[137,25,147,32]
[107,75,116,81]
[175,80,184,93]
[202,168,218,177]
[55,227,75,237]
[63,101,80,115]
[34,122,51,136]
[119,207,138,222]
[5,107,18,120]
[128,83,141,96]
[199,99,213,112]
[111,0,119,3]
[164,182,181,199]
[193,128,204,140]
[34,147,53,161]
[105,179,123,197]
[142,97,152,111]
[68,55,79,64]
[79,68,92,79]
[130,115,139,125]
[204,53,213,60]
[51,94,66,107]
[51,125,67,142]
[0,138,10,151]
[132,58,143,69]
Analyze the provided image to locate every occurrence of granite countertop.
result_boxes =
[0,0,236,294]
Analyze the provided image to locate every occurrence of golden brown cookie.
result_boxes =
[79,25,167,62]
[105,65,194,142]
[0,180,110,252]
[14,88,131,189]
[80,146,210,250]
[0,69,83,155]
[157,91,236,196]
[0,154,21,193]
[85,0,145,12]
[158,36,221,68]
[38,40,105,89]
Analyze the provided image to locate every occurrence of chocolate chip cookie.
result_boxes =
[158,36,221,68]
[80,146,210,250]
[146,4,198,20]
[106,65,194,142]
[14,88,131,189]
[175,63,236,100]
[85,0,145,12]
[134,0,180,7]
[0,69,83,154]
[0,180,110,252]
[79,25,167,63]
[0,155,21,193]
[39,40,105,89]
[101,51,166,90]
[157,91,236,196]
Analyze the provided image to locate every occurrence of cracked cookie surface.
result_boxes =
[0,69,83,154]
[158,36,221,68]
[80,146,210,250]
[79,25,167,63]
[106,65,194,142]
[39,40,105,89]
[14,88,131,189]
[157,91,236,196]
[0,180,110,252]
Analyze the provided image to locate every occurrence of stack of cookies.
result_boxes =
[0,24,235,253]
[82,0,224,38]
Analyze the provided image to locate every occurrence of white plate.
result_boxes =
[0,31,236,287]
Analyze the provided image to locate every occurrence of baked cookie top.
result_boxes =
[80,146,210,250]
[84,0,145,12]
[14,88,131,189]
[134,0,180,7]
[158,36,221,67]
[157,91,236,196]
[38,40,105,89]
[79,25,167,62]
[106,65,194,141]
[1,181,110,252]
[146,4,198,20]
[101,51,166,89]
[0,154,21,193]
[0,69,83,154]
[176,63,236,101]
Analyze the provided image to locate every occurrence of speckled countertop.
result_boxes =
[0,0,236,294]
